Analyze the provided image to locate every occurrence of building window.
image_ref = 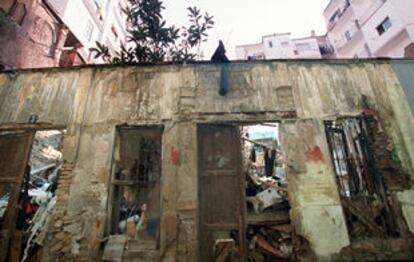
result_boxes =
[355,19,361,29]
[111,26,119,40]
[364,43,372,57]
[295,43,311,52]
[329,9,340,23]
[10,3,27,26]
[281,41,289,47]
[85,21,94,41]
[268,41,273,48]
[93,0,100,9]
[119,3,124,16]
[376,17,392,35]
[93,0,103,20]
[345,30,352,41]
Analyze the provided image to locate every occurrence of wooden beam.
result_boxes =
[342,199,385,236]
[0,178,20,184]
[0,123,65,132]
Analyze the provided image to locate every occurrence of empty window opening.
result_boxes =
[0,129,64,261]
[345,30,352,41]
[111,26,119,41]
[376,17,392,36]
[296,43,311,52]
[104,126,162,260]
[281,41,289,47]
[10,3,27,26]
[325,117,409,241]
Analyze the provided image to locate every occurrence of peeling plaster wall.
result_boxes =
[281,119,349,259]
[0,60,414,261]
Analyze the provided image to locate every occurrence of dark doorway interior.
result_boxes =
[104,126,163,261]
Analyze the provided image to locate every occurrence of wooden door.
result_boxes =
[198,124,246,261]
[0,131,34,262]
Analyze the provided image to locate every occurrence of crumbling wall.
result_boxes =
[0,60,413,261]
[0,70,82,125]
[281,119,350,259]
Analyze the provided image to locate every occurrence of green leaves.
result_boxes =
[92,0,214,63]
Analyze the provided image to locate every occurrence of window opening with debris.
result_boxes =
[325,116,410,243]
[198,123,298,262]
[0,129,64,262]
[241,123,293,261]
[104,126,162,261]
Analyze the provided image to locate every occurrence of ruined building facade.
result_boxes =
[0,60,414,261]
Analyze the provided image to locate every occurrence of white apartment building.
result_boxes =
[324,0,414,58]
[236,32,333,60]
[47,0,129,64]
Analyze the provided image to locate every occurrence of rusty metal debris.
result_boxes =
[324,100,413,260]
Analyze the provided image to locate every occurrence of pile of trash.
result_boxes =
[247,223,292,261]
[20,131,63,261]
[244,141,292,261]
[3,131,63,261]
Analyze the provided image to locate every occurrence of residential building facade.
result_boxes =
[324,0,414,58]
[0,0,129,69]
[236,31,333,60]
[0,0,70,69]
[48,0,130,64]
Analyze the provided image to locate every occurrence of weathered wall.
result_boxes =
[392,61,414,115]
[281,119,350,259]
[0,60,413,261]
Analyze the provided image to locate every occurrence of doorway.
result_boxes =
[198,123,292,262]
[0,129,64,262]
[104,126,163,261]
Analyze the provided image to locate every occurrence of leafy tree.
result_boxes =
[91,0,214,63]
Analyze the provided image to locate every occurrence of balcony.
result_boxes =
[327,0,351,31]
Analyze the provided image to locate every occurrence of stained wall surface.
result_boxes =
[0,60,413,261]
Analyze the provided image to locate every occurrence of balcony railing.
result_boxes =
[327,0,351,31]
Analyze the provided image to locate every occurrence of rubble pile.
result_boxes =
[242,125,293,261]
[245,172,292,261]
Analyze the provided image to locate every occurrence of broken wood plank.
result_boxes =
[247,211,290,225]
[342,199,385,236]
[8,230,23,262]
[269,224,292,234]
[102,235,127,262]
[214,239,235,262]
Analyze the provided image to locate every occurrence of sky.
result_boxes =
[164,0,331,59]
